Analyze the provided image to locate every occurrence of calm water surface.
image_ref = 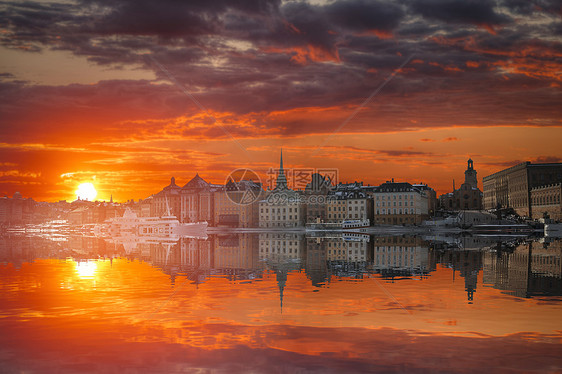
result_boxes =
[1,233,561,373]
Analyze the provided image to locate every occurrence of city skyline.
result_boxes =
[1,0,561,202]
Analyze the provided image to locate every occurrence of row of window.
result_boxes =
[327,213,363,219]
[376,194,415,200]
[328,249,365,255]
[375,247,416,252]
[532,194,561,205]
[377,201,414,207]
[261,207,298,213]
[259,215,297,220]
[260,248,300,253]
[328,206,365,211]
[375,208,416,214]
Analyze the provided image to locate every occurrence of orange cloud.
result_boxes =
[263,45,340,65]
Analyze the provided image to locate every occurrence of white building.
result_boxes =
[373,180,429,225]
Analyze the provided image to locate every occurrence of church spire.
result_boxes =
[274,149,288,191]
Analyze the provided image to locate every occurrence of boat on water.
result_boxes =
[545,222,562,237]
[306,219,370,231]
[93,208,207,238]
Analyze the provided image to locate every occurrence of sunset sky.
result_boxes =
[1,0,561,202]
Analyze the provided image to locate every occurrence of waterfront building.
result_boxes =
[180,174,220,224]
[139,196,153,217]
[0,192,37,224]
[531,183,562,221]
[214,179,261,227]
[412,183,437,215]
[372,180,429,225]
[152,177,182,218]
[259,151,305,228]
[483,161,562,217]
[326,182,372,224]
[439,159,483,211]
[304,173,332,223]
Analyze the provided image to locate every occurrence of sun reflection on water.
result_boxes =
[75,261,98,279]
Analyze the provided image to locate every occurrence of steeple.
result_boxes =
[464,158,478,189]
[274,149,288,191]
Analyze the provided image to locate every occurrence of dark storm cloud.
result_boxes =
[409,0,511,27]
[326,0,405,32]
[0,0,560,138]
[502,0,562,16]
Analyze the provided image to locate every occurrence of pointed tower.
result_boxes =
[464,158,478,189]
[274,149,288,191]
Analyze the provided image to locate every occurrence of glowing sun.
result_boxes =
[76,183,97,201]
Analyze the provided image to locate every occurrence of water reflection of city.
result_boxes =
[1,233,561,301]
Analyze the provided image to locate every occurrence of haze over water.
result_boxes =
[1,234,560,373]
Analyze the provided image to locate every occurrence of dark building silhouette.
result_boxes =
[439,159,483,211]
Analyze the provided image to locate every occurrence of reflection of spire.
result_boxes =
[275,149,288,191]
[276,268,287,314]
[467,287,474,303]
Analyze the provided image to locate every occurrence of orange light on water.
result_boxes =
[75,261,97,279]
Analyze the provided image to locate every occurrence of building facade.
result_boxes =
[483,162,562,217]
[0,192,37,224]
[304,173,332,223]
[531,183,562,221]
[373,181,429,225]
[214,180,261,228]
[180,174,219,224]
[326,183,372,224]
[152,177,182,218]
